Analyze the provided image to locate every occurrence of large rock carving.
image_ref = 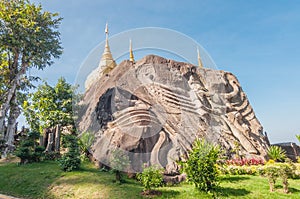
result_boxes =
[78,55,270,173]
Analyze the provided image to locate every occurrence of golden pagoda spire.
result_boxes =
[99,23,116,74]
[85,23,116,89]
[197,47,203,68]
[129,39,135,63]
[103,22,111,57]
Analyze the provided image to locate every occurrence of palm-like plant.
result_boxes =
[78,131,95,159]
[296,134,300,144]
[267,146,286,162]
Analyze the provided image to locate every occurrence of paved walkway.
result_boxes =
[0,194,21,199]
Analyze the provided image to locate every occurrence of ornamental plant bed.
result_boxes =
[226,158,265,166]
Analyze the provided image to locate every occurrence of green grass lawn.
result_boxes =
[0,160,299,199]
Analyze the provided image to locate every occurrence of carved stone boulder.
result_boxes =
[78,55,270,173]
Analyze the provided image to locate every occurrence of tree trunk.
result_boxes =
[42,128,48,148]
[0,67,23,139]
[54,124,60,152]
[3,94,20,157]
[0,110,6,140]
[283,178,289,193]
[0,85,16,137]
[116,171,121,182]
[39,136,44,147]
[46,133,54,152]
[269,179,275,192]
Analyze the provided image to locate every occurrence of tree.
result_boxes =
[0,0,62,152]
[110,148,131,183]
[14,131,45,164]
[59,134,81,172]
[179,139,221,193]
[23,78,74,134]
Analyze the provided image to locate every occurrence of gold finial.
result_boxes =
[105,22,108,34]
[197,47,203,68]
[105,22,109,47]
[129,39,135,63]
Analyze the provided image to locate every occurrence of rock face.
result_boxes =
[273,142,300,162]
[78,55,270,173]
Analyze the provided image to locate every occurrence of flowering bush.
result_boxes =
[266,159,275,165]
[226,158,265,166]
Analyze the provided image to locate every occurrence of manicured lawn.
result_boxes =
[0,160,299,198]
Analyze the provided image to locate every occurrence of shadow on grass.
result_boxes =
[77,161,100,172]
[221,175,250,182]
[274,185,300,193]
[217,186,251,197]
[289,187,300,193]
[159,189,180,198]
[51,170,141,188]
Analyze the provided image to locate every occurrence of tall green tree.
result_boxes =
[0,0,62,151]
[23,78,74,134]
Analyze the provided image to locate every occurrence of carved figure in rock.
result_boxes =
[78,55,270,174]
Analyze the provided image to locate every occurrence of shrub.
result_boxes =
[259,163,296,193]
[110,148,130,183]
[137,165,163,192]
[59,153,80,172]
[59,135,81,172]
[279,164,294,193]
[179,139,221,192]
[295,164,300,178]
[0,139,6,157]
[267,146,286,162]
[231,140,241,159]
[14,132,45,164]
[222,165,258,175]
[44,151,61,160]
[262,165,279,192]
[33,146,45,162]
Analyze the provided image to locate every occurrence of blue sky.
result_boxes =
[30,0,300,144]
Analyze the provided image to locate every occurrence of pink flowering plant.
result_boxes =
[226,158,265,166]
